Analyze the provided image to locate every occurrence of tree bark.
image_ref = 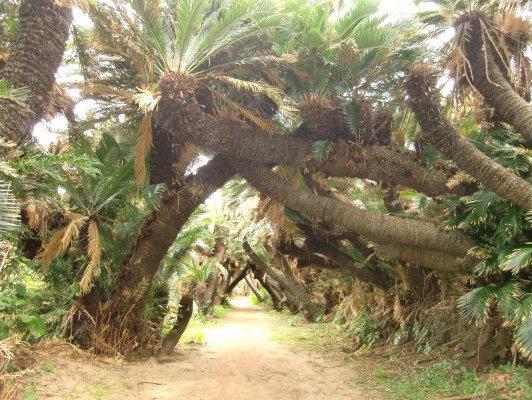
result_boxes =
[249,263,283,310]
[225,265,251,295]
[156,72,458,198]
[237,162,474,259]
[406,66,532,211]
[243,241,323,321]
[0,0,72,143]
[158,290,193,357]
[462,14,532,144]
[244,275,264,302]
[81,156,234,354]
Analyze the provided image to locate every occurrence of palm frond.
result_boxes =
[80,220,101,294]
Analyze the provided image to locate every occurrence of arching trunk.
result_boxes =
[237,162,475,259]
[463,15,532,144]
[0,0,71,143]
[75,156,234,355]
[406,66,532,211]
[158,289,194,357]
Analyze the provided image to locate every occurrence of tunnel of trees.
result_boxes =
[1,0,532,377]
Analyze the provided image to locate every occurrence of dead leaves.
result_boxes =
[35,213,102,294]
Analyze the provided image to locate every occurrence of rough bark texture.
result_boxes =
[374,244,473,273]
[225,265,251,295]
[243,241,324,321]
[249,263,283,310]
[156,72,456,198]
[158,290,193,357]
[463,14,532,144]
[406,66,532,211]
[244,275,264,302]
[81,156,234,354]
[278,228,392,289]
[237,162,474,258]
[0,0,72,143]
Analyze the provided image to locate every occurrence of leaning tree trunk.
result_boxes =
[405,65,532,211]
[249,263,283,310]
[236,161,475,260]
[0,0,72,144]
[225,265,251,296]
[158,289,194,357]
[245,275,264,302]
[243,241,323,321]
[156,73,460,199]
[76,156,234,355]
[462,15,532,144]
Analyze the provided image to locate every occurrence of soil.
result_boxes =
[22,297,379,399]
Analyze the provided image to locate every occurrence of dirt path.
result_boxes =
[25,298,377,399]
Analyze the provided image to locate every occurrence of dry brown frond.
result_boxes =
[134,112,153,185]
[80,221,101,294]
[61,213,88,251]
[447,171,474,189]
[35,227,68,267]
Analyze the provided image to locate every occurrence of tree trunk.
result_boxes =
[406,65,532,211]
[236,162,475,259]
[225,265,251,295]
[0,0,72,144]
[462,15,532,144]
[156,72,458,198]
[80,156,234,355]
[202,267,221,314]
[158,290,193,357]
[243,241,323,321]
[245,275,264,302]
[249,263,283,310]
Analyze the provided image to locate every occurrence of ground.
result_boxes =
[14,297,532,400]
[20,297,378,400]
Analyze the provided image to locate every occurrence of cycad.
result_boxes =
[34,133,139,294]
[73,0,290,183]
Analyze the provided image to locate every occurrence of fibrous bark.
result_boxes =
[462,14,532,144]
[78,156,234,354]
[156,72,458,198]
[158,289,193,357]
[0,0,72,143]
[237,162,474,258]
[406,65,532,211]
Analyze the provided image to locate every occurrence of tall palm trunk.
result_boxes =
[237,161,474,259]
[0,0,71,143]
[405,65,532,211]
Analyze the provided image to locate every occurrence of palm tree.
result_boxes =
[418,0,532,143]
[0,0,72,144]
[73,0,291,183]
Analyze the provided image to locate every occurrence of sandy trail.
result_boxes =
[27,298,375,399]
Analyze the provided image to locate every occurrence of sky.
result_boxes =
[32,0,421,147]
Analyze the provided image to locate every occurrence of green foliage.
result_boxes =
[441,129,532,357]
[250,287,271,305]
[212,304,230,318]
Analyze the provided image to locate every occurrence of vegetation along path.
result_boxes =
[23,298,374,400]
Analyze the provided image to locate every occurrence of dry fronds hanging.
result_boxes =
[80,220,101,294]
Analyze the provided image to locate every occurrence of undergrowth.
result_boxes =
[272,312,532,399]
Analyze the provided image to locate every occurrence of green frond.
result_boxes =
[515,317,532,359]
[501,244,532,274]
[458,285,499,321]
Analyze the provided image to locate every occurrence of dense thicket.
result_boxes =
[1,0,532,367]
